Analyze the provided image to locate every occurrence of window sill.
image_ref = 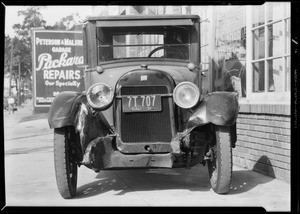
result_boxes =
[238,97,290,115]
[240,91,290,104]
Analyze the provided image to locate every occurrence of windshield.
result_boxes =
[96,26,191,63]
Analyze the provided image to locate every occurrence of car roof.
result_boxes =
[84,14,200,22]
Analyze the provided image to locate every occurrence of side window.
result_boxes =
[97,28,113,61]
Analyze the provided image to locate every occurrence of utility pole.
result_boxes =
[18,57,21,106]
[9,38,13,97]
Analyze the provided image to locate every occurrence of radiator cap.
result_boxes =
[141,64,148,69]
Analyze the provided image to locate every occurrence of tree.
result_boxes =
[4,7,47,100]
[9,6,47,79]
[4,35,13,75]
[45,13,82,30]
[5,6,85,98]
[13,7,46,41]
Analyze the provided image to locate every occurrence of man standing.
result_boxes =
[8,96,15,114]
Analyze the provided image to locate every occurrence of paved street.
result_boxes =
[3,100,291,211]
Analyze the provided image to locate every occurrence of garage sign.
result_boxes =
[32,30,84,107]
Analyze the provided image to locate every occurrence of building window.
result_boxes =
[248,2,290,102]
[252,61,265,92]
[253,28,265,60]
[213,6,247,98]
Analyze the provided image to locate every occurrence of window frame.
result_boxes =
[242,3,291,105]
[96,26,192,63]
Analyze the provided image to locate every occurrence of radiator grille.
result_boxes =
[120,86,173,143]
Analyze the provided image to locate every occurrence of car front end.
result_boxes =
[48,15,239,198]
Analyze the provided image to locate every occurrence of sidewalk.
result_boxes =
[3,99,35,127]
[4,99,50,142]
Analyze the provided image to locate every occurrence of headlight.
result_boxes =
[86,83,114,109]
[173,82,200,109]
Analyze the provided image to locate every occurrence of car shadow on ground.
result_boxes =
[75,166,211,198]
[229,156,275,195]
[229,169,274,195]
[75,156,275,199]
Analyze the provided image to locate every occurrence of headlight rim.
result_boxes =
[86,82,114,110]
[173,81,200,109]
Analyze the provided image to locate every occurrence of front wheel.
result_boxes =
[54,127,78,199]
[207,125,232,194]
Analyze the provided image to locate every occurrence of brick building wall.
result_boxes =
[233,104,291,182]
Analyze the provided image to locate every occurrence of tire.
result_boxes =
[54,127,78,199]
[207,125,232,194]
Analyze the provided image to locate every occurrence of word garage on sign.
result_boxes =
[52,47,72,53]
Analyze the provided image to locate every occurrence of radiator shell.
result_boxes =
[115,69,176,153]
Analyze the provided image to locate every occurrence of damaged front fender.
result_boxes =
[48,91,82,129]
[48,91,113,161]
[186,91,239,129]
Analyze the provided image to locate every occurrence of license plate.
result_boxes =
[122,95,162,113]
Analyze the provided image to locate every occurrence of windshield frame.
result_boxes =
[96,25,192,64]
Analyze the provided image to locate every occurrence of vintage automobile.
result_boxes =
[48,15,239,199]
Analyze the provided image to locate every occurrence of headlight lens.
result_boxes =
[173,82,200,108]
[86,83,114,109]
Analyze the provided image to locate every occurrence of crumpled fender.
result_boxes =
[48,91,114,157]
[186,91,239,129]
[48,91,83,129]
